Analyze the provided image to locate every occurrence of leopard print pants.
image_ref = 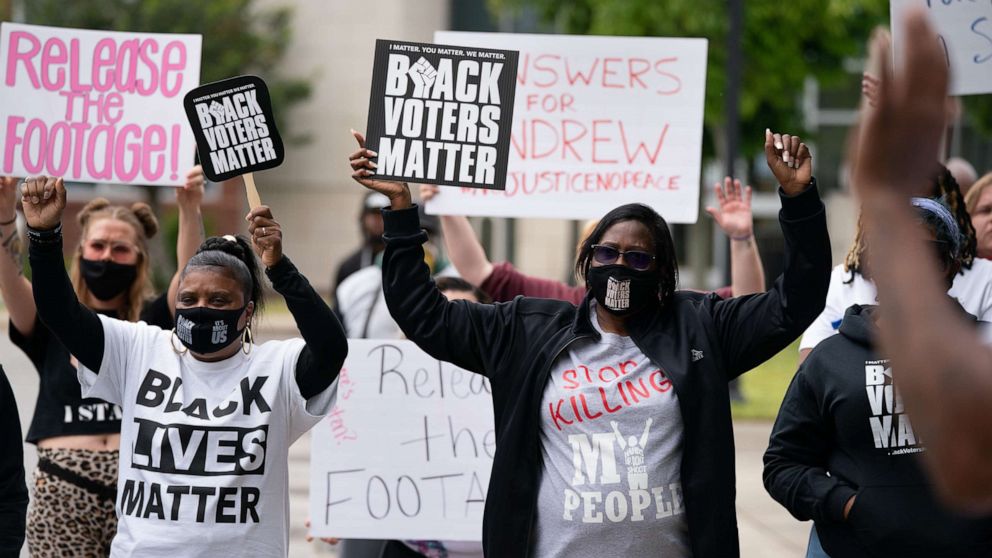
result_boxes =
[26,448,118,558]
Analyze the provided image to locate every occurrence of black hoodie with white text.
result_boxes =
[764,303,992,558]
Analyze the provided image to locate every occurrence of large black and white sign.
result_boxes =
[365,39,518,190]
[184,75,285,182]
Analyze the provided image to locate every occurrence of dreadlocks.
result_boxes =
[844,164,977,283]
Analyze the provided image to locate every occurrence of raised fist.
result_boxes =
[20,176,66,231]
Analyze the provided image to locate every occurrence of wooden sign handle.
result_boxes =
[243,173,262,210]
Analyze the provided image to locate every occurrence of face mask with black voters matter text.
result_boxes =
[80,258,137,301]
[174,306,247,354]
[587,264,660,316]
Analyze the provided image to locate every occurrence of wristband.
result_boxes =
[27,223,63,244]
[731,233,753,241]
[0,214,16,226]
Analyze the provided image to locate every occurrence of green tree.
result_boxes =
[22,0,311,142]
[491,0,891,161]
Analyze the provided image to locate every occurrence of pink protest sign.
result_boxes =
[0,23,202,185]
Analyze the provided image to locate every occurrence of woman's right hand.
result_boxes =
[349,129,412,209]
[20,176,66,231]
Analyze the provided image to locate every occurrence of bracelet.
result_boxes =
[27,223,63,244]
[731,234,753,241]
[0,214,16,226]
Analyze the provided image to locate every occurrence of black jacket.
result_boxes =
[764,303,992,558]
[0,365,27,556]
[381,184,830,557]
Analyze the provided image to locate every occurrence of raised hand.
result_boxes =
[246,205,283,268]
[862,72,881,107]
[420,184,441,203]
[349,129,412,209]
[0,177,19,222]
[706,177,754,240]
[176,165,205,209]
[765,129,813,196]
[20,176,66,231]
[853,9,948,200]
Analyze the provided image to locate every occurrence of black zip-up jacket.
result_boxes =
[763,303,992,557]
[381,183,830,557]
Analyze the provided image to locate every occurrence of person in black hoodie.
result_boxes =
[0,364,28,556]
[764,197,992,558]
[349,128,831,558]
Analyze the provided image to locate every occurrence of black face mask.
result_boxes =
[587,265,660,316]
[80,259,137,301]
[174,306,247,354]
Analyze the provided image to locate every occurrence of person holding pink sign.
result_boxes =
[0,168,203,556]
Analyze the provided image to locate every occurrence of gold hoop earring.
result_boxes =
[241,326,253,355]
[170,329,188,355]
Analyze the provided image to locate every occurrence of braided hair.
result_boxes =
[843,164,976,283]
[180,235,265,316]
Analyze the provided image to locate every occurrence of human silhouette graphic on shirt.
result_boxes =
[611,418,653,490]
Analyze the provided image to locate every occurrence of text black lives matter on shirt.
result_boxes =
[119,369,272,524]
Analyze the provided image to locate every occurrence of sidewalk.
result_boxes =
[2,312,809,557]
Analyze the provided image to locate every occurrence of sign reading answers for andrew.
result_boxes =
[364,39,519,190]
[309,340,494,541]
[183,75,284,182]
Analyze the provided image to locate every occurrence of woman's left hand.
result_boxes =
[246,205,283,267]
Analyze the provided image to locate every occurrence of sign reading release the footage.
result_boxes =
[364,39,518,190]
[427,32,708,223]
[0,22,201,186]
[309,340,494,541]
[183,75,285,182]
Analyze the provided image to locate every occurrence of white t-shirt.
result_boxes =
[336,266,404,340]
[78,315,337,557]
[336,264,461,340]
[800,259,992,350]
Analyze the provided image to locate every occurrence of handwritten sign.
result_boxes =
[891,0,992,95]
[365,39,518,190]
[184,75,284,182]
[0,23,201,185]
[309,340,494,541]
[426,32,707,223]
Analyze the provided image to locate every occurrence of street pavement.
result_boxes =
[2,311,809,557]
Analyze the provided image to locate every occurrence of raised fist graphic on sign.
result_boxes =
[408,56,437,98]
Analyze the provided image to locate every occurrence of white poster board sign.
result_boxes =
[309,340,494,541]
[0,23,201,185]
[426,32,708,223]
[890,0,992,95]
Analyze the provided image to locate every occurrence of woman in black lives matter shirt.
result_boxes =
[20,175,348,557]
[0,169,203,557]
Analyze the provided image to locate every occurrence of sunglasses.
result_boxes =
[591,244,656,271]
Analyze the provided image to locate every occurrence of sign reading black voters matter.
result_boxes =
[365,39,518,190]
[183,75,284,182]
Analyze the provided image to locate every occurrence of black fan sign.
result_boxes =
[184,75,284,183]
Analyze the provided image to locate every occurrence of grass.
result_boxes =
[731,340,801,421]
